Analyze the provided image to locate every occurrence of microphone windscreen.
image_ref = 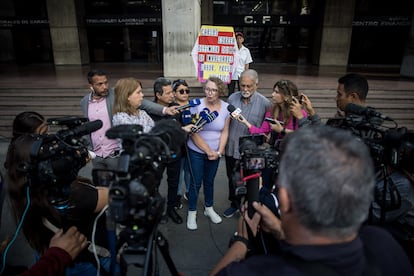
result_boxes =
[227,104,236,113]
[181,110,192,125]
[207,111,219,122]
[189,98,201,107]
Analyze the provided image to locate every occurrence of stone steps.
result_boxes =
[0,87,413,139]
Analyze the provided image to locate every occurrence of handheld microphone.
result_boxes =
[176,98,202,112]
[191,111,219,133]
[345,103,390,120]
[194,108,210,126]
[227,104,245,121]
[181,110,193,125]
[56,120,103,139]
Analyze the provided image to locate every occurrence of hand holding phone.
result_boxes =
[264,117,284,125]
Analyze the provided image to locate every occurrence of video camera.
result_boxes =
[234,135,280,218]
[327,104,414,173]
[29,117,102,209]
[92,120,187,244]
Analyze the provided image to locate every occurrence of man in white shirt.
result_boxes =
[228,32,253,95]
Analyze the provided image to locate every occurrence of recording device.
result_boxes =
[176,98,201,111]
[193,108,210,126]
[264,117,285,125]
[92,120,187,274]
[47,116,88,128]
[227,104,245,121]
[28,117,99,210]
[93,120,186,229]
[191,110,218,133]
[236,135,280,218]
[181,109,192,125]
[232,135,281,256]
[327,104,414,172]
[345,103,391,120]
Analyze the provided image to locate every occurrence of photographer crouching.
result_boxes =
[211,126,413,275]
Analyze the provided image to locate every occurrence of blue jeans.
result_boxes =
[188,149,220,211]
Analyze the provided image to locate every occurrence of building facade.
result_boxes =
[0,0,413,76]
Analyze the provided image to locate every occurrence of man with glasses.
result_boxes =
[223,69,271,218]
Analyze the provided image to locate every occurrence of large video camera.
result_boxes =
[235,135,280,197]
[92,120,186,243]
[327,104,414,172]
[29,117,102,209]
[235,135,280,218]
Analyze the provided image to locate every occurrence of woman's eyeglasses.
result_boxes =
[178,89,190,94]
[205,87,218,94]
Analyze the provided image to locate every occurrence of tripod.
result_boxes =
[119,225,180,276]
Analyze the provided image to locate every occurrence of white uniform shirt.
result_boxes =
[232,45,253,80]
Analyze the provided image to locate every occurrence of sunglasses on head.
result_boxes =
[178,89,190,94]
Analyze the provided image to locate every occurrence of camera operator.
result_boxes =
[211,126,413,276]
[6,135,111,275]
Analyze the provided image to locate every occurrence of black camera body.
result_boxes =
[235,135,280,218]
[327,114,414,173]
[93,121,186,239]
[238,135,280,174]
[29,117,99,209]
[241,148,280,171]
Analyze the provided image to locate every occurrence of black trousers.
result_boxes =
[157,158,181,209]
[227,79,240,96]
[225,155,241,209]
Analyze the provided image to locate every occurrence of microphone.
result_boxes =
[227,104,245,121]
[56,120,103,139]
[345,103,390,120]
[176,98,201,111]
[194,108,210,127]
[191,111,219,133]
[181,110,193,125]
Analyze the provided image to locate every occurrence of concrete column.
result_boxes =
[46,0,89,65]
[162,0,201,78]
[0,0,15,62]
[400,12,414,77]
[319,0,355,66]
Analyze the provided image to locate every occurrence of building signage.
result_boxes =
[352,16,411,27]
[0,17,48,28]
[85,15,161,26]
[191,25,237,84]
[214,14,315,26]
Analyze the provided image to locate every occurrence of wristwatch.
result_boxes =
[281,127,286,135]
[228,232,250,250]
[217,151,222,158]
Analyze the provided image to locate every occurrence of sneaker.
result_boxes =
[223,206,238,218]
[204,207,222,224]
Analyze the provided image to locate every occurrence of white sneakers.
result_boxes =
[187,207,222,230]
[204,207,222,224]
[187,211,197,230]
